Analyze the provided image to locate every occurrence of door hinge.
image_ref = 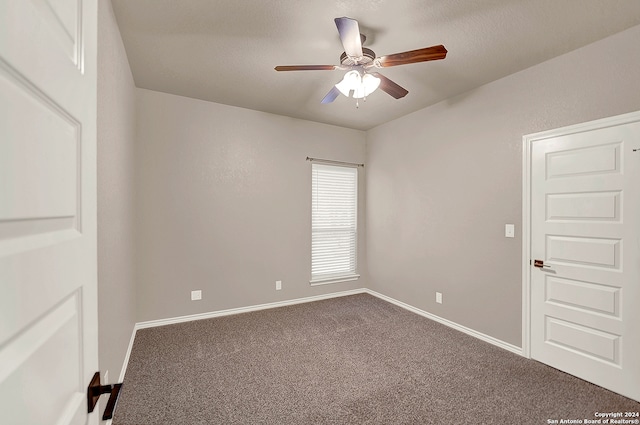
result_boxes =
[87,372,123,420]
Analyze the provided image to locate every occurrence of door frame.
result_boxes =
[521,109,640,359]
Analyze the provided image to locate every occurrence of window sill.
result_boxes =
[310,274,360,286]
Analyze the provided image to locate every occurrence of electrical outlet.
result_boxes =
[191,290,202,301]
[276,280,282,291]
[104,370,109,384]
[436,292,443,304]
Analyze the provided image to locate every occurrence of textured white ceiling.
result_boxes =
[111,0,640,130]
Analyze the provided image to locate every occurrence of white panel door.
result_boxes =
[529,115,640,401]
[0,0,98,424]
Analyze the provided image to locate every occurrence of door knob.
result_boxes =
[87,372,123,420]
[533,259,550,268]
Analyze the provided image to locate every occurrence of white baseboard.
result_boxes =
[135,288,368,330]
[103,324,138,425]
[118,325,138,382]
[364,289,523,356]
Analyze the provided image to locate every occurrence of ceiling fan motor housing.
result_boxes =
[340,47,376,66]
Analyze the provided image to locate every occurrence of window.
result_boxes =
[311,163,359,284]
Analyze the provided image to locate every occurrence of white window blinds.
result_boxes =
[311,163,359,284]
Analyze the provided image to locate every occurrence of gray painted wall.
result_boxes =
[134,89,367,322]
[366,24,640,347]
[97,0,137,381]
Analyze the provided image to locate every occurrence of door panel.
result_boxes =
[28,0,82,65]
[0,68,79,224]
[545,317,620,364]
[0,294,84,425]
[529,116,640,401]
[545,235,620,268]
[0,0,98,423]
[545,276,620,316]
[546,191,621,221]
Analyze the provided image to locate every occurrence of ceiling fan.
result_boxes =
[274,17,447,106]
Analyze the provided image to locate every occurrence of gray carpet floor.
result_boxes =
[113,294,640,424]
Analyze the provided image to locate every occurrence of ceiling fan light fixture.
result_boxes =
[335,70,381,99]
[335,70,361,97]
[360,73,380,98]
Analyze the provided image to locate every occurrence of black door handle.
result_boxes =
[87,372,123,420]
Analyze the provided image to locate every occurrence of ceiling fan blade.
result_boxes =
[334,17,363,59]
[321,86,341,104]
[378,45,447,67]
[274,65,337,71]
[371,73,408,99]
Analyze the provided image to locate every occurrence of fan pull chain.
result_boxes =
[355,96,368,109]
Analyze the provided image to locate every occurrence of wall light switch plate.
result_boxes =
[276,280,282,291]
[436,292,443,304]
[191,290,202,301]
[505,224,515,238]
